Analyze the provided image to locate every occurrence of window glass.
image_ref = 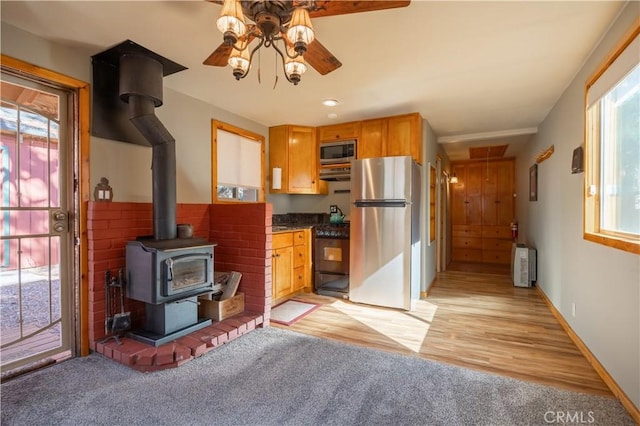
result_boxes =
[599,65,639,235]
[584,24,640,254]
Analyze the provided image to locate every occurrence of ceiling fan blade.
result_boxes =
[308,1,410,18]
[203,25,257,67]
[203,43,233,67]
[305,39,342,75]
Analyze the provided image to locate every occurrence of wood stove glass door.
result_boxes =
[0,72,75,372]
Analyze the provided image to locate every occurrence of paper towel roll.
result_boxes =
[272,167,282,190]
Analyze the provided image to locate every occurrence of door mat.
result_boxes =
[270,300,321,326]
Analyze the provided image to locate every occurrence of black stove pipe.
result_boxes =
[119,53,176,240]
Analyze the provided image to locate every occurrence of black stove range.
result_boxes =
[313,222,349,298]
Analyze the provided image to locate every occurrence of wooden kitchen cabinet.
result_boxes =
[272,233,294,300]
[269,125,327,195]
[317,121,360,142]
[451,162,483,226]
[272,229,311,301]
[359,118,386,159]
[358,113,423,164]
[451,159,515,265]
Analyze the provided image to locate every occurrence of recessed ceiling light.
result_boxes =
[327,113,338,119]
[322,99,339,107]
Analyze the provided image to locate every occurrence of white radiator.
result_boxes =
[511,244,537,287]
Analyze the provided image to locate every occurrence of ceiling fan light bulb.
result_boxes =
[216,0,246,39]
[287,8,315,46]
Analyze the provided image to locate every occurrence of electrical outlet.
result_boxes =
[330,205,338,214]
[572,302,576,317]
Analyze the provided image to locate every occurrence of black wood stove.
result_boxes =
[93,41,215,346]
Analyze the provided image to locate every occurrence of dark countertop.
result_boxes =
[272,225,314,233]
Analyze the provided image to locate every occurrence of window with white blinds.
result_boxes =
[212,121,264,203]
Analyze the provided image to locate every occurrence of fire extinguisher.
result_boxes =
[511,220,519,242]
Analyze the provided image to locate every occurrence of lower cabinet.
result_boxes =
[452,225,512,265]
[272,229,311,301]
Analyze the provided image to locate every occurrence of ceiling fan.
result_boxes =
[204,0,411,85]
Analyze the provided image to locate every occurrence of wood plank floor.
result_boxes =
[272,269,613,398]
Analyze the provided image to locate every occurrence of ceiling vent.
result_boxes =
[469,145,508,159]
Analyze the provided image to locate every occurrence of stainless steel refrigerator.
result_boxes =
[349,156,421,310]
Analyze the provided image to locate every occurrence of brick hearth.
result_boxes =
[94,313,264,372]
[87,202,272,370]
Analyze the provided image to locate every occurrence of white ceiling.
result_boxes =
[0,1,625,160]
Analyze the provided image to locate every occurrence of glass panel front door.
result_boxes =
[0,74,73,371]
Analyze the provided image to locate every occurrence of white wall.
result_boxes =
[98,87,268,204]
[515,3,639,408]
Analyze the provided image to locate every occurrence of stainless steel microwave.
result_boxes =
[319,140,356,165]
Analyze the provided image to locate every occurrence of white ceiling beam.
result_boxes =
[437,128,538,144]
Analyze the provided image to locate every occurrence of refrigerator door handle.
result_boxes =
[354,199,407,208]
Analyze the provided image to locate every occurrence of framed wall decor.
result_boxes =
[529,164,538,201]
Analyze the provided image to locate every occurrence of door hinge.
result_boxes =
[74,237,80,246]
[74,177,79,193]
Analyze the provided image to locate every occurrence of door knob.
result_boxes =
[51,210,68,233]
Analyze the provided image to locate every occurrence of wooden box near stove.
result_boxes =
[198,293,245,321]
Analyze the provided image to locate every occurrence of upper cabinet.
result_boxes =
[358,113,423,164]
[270,113,423,194]
[317,121,361,142]
[359,118,385,159]
[269,125,327,194]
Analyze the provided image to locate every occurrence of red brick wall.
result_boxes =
[209,203,272,319]
[86,202,270,348]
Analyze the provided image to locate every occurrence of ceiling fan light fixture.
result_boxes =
[229,44,250,80]
[286,7,315,55]
[216,0,246,45]
[285,49,307,86]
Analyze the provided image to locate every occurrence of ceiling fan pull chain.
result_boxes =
[273,50,279,89]
[257,48,261,84]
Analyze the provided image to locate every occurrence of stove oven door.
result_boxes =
[314,238,349,275]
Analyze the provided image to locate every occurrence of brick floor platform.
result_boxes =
[94,313,265,372]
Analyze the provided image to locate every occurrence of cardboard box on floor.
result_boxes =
[198,271,244,321]
[198,292,244,321]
